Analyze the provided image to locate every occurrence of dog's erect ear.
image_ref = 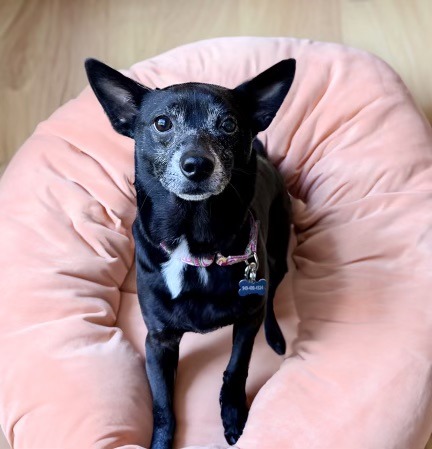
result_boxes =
[234,59,296,135]
[85,58,151,138]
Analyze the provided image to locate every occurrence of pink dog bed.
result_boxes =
[1,37,432,449]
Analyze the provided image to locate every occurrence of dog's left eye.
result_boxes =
[154,115,172,132]
[220,117,237,134]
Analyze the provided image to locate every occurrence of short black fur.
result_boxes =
[85,57,296,449]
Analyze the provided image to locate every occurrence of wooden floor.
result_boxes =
[0,0,431,447]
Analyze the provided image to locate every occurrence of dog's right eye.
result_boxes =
[154,115,172,132]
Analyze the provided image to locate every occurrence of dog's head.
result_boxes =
[85,58,296,201]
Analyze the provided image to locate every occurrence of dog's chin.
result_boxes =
[176,192,213,201]
[173,183,229,202]
[161,174,230,202]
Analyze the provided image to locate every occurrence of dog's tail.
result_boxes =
[263,191,291,356]
[265,299,286,356]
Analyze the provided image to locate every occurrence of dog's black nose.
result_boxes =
[180,151,215,182]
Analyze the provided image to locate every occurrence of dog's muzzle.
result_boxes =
[160,146,229,201]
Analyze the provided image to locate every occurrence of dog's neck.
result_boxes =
[135,155,257,257]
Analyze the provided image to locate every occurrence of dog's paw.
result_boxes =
[220,385,248,445]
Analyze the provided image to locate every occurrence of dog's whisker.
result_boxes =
[232,168,253,176]
[228,182,244,204]
[137,183,160,214]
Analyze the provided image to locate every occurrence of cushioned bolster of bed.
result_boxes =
[0,37,432,449]
[0,83,153,447]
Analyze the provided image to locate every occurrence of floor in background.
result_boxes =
[0,0,431,173]
[0,0,431,447]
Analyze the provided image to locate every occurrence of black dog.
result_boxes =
[85,57,295,449]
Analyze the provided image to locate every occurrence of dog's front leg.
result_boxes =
[146,331,182,449]
[220,311,264,445]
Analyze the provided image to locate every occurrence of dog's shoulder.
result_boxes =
[254,155,285,201]
[252,155,289,236]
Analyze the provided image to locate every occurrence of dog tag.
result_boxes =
[238,256,267,296]
[238,278,267,296]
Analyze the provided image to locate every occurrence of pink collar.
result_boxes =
[160,214,259,267]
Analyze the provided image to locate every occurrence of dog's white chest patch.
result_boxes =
[161,237,209,299]
[161,238,189,299]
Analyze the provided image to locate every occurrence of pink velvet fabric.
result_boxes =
[0,37,432,449]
